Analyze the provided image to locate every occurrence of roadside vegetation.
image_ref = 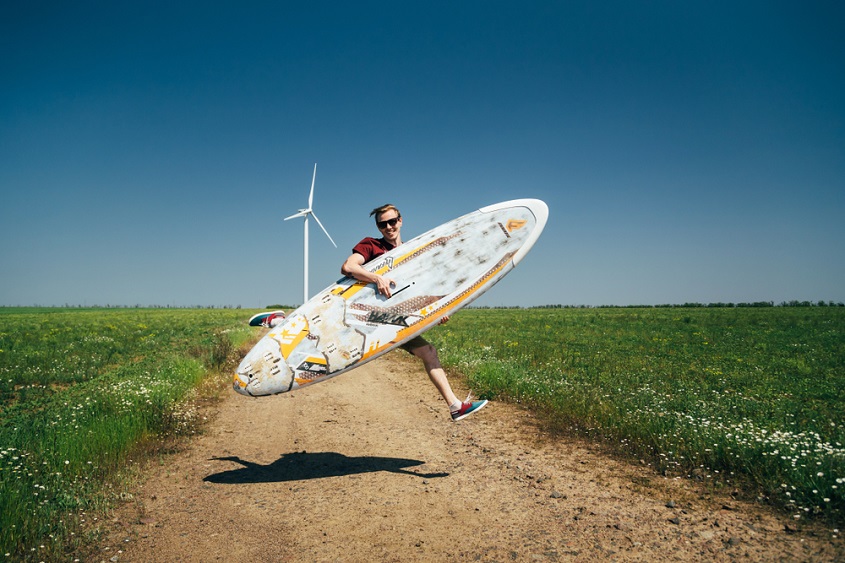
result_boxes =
[2,305,843,558]
[0,308,262,560]
[429,307,845,526]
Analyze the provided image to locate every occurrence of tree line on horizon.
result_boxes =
[478,300,845,309]
[2,300,843,310]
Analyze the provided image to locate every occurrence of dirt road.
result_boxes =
[98,353,842,562]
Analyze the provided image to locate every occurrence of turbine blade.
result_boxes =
[284,211,307,221]
[308,163,317,209]
[309,211,337,248]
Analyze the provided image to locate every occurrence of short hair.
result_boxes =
[369,204,401,221]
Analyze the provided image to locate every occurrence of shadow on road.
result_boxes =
[204,451,450,484]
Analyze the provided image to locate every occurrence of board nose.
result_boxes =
[232,371,250,395]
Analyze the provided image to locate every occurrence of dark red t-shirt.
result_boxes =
[352,237,395,264]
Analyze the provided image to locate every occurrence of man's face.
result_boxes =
[376,209,402,243]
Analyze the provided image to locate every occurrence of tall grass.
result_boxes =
[429,307,845,523]
[0,308,259,560]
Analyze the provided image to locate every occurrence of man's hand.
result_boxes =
[375,275,396,297]
[343,253,396,297]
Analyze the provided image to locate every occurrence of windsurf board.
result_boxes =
[233,198,548,397]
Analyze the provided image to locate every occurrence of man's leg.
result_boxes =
[406,337,488,421]
[410,343,460,407]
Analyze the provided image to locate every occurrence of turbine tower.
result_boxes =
[284,163,337,304]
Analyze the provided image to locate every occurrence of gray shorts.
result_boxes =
[400,335,430,354]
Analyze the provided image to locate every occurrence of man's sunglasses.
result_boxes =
[377,217,400,229]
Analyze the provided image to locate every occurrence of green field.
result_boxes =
[0,308,260,560]
[428,306,845,524]
[1,306,843,558]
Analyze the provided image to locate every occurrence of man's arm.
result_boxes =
[341,253,395,297]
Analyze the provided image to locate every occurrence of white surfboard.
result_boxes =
[233,199,548,397]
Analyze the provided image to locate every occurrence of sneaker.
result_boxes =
[451,399,488,421]
[248,310,286,327]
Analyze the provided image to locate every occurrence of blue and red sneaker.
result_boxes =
[451,397,488,421]
[248,310,286,327]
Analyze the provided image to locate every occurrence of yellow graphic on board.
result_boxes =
[364,339,383,357]
[506,219,527,232]
[333,281,369,300]
[294,356,328,385]
[270,315,309,359]
[304,356,327,366]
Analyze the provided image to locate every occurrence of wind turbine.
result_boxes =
[284,163,337,304]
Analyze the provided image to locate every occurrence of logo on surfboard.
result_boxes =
[506,219,527,232]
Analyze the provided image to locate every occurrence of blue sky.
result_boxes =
[2,1,843,307]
